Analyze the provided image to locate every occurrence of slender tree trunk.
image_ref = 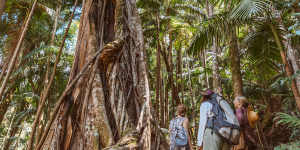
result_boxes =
[202,50,209,88]
[207,2,221,92]
[155,14,161,121]
[0,95,10,123]
[0,0,38,100]
[270,24,300,111]
[156,22,165,127]
[33,4,61,147]
[164,72,169,126]
[2,102,27,150]
[167,31,180,117]
[277,16,300,94]
[229,29,243,97]
[27,1,78,149]
[160,32,178,117]
[161,76,165,126]
[50,3,61,46]
[176,43,183,102]
[0,0,6,18]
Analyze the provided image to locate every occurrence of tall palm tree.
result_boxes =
[232,0,300,110]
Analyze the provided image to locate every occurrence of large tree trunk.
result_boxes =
[38,0,165,149]
[0,0,6,18]
[229,29,243,97]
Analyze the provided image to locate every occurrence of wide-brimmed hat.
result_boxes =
[200,89,214,96]
[247,109,259,128]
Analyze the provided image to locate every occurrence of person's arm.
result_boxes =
[197,102,211,149]
[236,108,244,125]
[183,118,193,150]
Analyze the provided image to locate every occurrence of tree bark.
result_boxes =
[176,43,183,102]
[270,23,300,111]
[229,29,244,97]
[164,74,169,127]
[277,16,300,94]
[0,0,6,18]
[202,50,210,88]
[38,0,163,149]
[155,14,161,122]
[156,14,165,126]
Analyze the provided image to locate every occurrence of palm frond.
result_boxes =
[244,22,282,79]
[231,0,271,20]
[187,12,252,56]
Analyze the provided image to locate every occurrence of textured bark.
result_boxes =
[38,0,162,149]
[36,40,123,150]
[277,17,300,94]
[229,29,243,97]
[202,50,210,88]
[0,0,6,18]
[0,0,38,100]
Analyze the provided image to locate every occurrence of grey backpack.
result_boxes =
[169,117,188,147]
[206,94,240,145]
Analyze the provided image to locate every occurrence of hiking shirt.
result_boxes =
[197,101,212,146]
[235,107,257,145]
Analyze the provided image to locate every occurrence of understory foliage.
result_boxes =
[0,0,300,149]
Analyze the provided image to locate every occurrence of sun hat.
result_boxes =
[247,108,259,128]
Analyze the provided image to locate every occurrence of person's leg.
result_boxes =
[203,128,222,150]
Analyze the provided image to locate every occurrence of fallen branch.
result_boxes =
[35,40,123,150]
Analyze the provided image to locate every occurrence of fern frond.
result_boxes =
[275,112,300,129]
